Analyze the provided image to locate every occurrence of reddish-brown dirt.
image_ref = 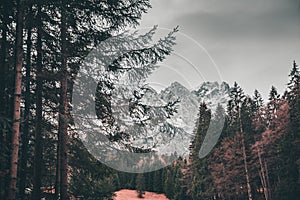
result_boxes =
[113,189,169,200]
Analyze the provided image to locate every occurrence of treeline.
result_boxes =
[118,62,300,200]
[0,0,179,199]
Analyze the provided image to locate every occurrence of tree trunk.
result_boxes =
[257,148,268,200]
[264,161,271,199]
[55,141,61,199]
[8,0,24,199]
[241,133,252,200]
[238,107,253,200]
[32,5,43,200]
[55,143,61,199]
[59,0,69,199]
[0,0,9,198]
[19,6,33,198]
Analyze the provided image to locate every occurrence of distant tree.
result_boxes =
[227,82,245,134]
[210,131,246,199]
[277,60,300,199]
[231,82,253,200]
[286,61,300,141]
[252,90,267,134]
[267,86,281,128]
[252,100,290,200]
[212,82,253,200]
[136,173,146,198]
[69,137,115,199]
[173,164,186,200]
[241,96,256,134]
[163,166,175,199]
[187,102,214,199]
[144,172,153,192]
[153,169,163,193]
[287,61,300,96]
[253,90,264,112]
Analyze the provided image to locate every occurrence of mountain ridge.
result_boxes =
[146,81,231,156]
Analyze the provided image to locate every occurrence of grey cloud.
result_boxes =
[141,0,300,99]
[176,3,300,40]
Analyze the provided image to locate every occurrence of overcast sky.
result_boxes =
[139,0,300,99]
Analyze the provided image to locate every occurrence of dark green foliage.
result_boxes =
[163,166,176,199]
[69,137,115,199]
[227,82,246,134]
[276,61,300,200]
[136,173,146,198]
[187,102,214,199]
[253,89,264,111]
[116,172,137,190]
[241,97,256,133]
[153,169,163,193]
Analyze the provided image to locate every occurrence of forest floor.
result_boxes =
[113,189,169,200]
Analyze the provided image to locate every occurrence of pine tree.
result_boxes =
[267,86,281,129]
[287,61,300,95]
[253,89,264,112]
[136,173,146,198]
[86,27,179,154]
[241,96,256,135]
[69,137,115,199]
[185,102,215,199]
[18,5,33,198]
[252,100,290,200]
[31,3,44,199]
[278,60,300,199]
[163,166,176,199]
[287,61,300,139]
[189,102,211,162]
[227,82,245,134]
[216,82,253,200]
[153,169,163,193]
[173,164,185,200]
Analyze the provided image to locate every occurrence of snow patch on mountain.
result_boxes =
[148,81,231,156]
[192,81,230,112]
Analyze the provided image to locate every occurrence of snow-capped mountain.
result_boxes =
[160,81,230,126]
[77,79,231,160]
[148,81,231,156]
[160,82,199,132]
[192,81,230,111]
